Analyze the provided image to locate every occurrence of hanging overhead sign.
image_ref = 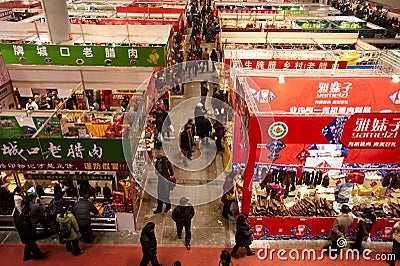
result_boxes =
[0,43,166,67]
[240,76,400,114]
[225,59,348,70]
[0,9,14,21]
[0,138,130,171]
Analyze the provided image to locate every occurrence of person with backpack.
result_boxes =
[47,192,68,236]
[56,206,82,256]
[172,197,195,250]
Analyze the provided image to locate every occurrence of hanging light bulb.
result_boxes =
[278,75,285,84]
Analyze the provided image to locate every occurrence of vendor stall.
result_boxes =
[230,72,400,241]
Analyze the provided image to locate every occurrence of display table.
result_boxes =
[86,123,110,137]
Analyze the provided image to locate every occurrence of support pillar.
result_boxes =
[41,0,71,43]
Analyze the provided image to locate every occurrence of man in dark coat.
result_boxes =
[72,195,99,243]
[172,197,195,250]
[154,156,174,214]
[14,206,47,261]
[180,124,193,166]
[47,192,68,235]
[140,222,163,266]
[231,213,255,258]
[329,204,354,256]
[195,116,212,145]
[28,196,49,237]
[352,208,376,251]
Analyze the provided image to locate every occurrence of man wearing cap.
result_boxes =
[172,197,195,250]
[329,204,354,256]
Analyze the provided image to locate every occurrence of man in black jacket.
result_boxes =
[140,222,163,266]
[180,124,194,166]
[195,116,212,146]
[172,197,195,250]
[73,195,99,243]
[15,206,47,261]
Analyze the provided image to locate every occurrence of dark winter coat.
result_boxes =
[211,50,218,62]
[47,198,68,216]
[140,224,157,258]
[29,202,46,226]
[72,199,98,227]
[196,116,212,138]
[235,221,253,247]
[172,205,195,225]
[214,120,225,137]
[15,213,36,244]
[356,216,375,238]
[180,130,193,151]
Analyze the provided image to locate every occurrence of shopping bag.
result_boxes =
[157,132,164,143]
[169,125,175,134]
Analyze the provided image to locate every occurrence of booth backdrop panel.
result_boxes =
[249,217,399,241]
[232,114,400,165]
[243,76,400,114]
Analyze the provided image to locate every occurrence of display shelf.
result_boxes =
[91,216,117,232]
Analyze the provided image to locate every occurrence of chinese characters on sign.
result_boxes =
[226,59,348,70]
[0,139,129,171]
[341,114,400,149]
[1,43,165,67]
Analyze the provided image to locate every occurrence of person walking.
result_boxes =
[200,80,209,107]
[56,206,83,256]
[210,49,218,71]
[154,156,174,214]
[231,213,255,258]
[221,172,235,219]
[195,115,212,146]
[72,195,99,243]
[201,47,210,72]
[214,112,225,152]
[329,204,354,257]
[14,206,48,261]
[387,221,400,266]
[172,197,195,250]
[352,208,376,251]
[219,250,233,266]
[140,222,164,266]
[180,124,194,167]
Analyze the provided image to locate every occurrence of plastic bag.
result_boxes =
[157,132,164,143]
[169,125,174,134]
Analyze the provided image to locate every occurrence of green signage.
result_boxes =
[0,43,166,67]
[32,117,62,138]
[25,173,114,180]
[279,10,309,16]
[0,138,131,171]
[0,116,24,138]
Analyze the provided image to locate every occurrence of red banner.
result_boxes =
[241,76,400,114]
[226,59,347,70]
[0,9,14,21]
[249,216,399,241]
[218,9,278,14]
[97,18,181,32]
[341,113,400,149]
[116,6,184,14]
[232,114,400,165]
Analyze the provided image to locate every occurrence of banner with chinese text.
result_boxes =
[225,59,348,70]
[0,43,166,67]
[240,76,400,114]
[24,173,114,180]
[0,138,130,171]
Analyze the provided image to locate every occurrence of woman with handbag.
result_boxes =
[221,172,235,219]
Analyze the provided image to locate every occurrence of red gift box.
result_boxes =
[112,191,125,204]
[112,203,126,212]
[346,172,365,184]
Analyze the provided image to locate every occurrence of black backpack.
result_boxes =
[59,220,71,239]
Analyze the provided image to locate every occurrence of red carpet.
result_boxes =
[0,244,391,265]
